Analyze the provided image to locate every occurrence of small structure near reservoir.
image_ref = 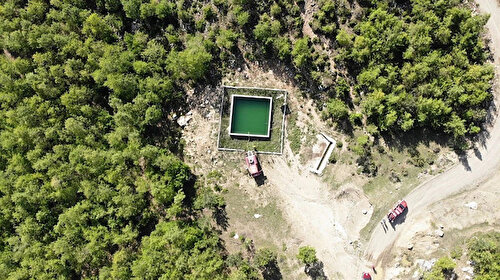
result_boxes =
[309,133,336,175]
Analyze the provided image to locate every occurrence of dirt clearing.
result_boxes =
[264,143,373,278]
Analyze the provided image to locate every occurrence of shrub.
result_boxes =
[297,246,317,265]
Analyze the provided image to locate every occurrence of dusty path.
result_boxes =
[365,0,500,272]
[265,145,372,278]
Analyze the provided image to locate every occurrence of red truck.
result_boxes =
[362,272,372,280]
[387,200,408,223]
[245,151,262,177]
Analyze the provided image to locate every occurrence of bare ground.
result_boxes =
[264,143,373,278]
[383,168,500,279]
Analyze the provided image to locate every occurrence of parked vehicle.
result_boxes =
[362,272,372,280]
[245,151,262,177]
[387,200,408,223]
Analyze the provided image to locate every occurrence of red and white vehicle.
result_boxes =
[362,272,372,280]
[245,151,262,177]
[387,200,408,223]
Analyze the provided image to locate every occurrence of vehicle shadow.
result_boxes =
[254,172,267,186]
[389,206,409,230]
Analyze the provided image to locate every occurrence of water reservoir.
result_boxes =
[229,94,272,138]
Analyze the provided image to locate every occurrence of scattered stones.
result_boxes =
[253,214,262,219]
[389,171,401,183]
[407,243,414,250]
[465,201,478,210]
[362,210,368,215]
[416,258,436,271]
[435,229,444,237]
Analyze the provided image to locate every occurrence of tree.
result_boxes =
[216,29,239,50]
[467,233,500,279]
[254,248,282,279]
[167,36,213,81]
[297,246,317,266]
[291,37,312,69]
[324,99,349,122]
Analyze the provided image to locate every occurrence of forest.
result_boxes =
[0,0,495,279]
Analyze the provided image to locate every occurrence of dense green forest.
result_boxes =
[0,0,495,279]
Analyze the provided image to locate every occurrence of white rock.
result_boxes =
[186,111,193,116]
[233,234,239,239]
[253,214,262,219]
[420,259,437,271]
[363,210,368,215]
[465,201,478,210]
[177,115,192,127]
[435,229,444,237]
[464,276,471,280]
[407,243,414,250]
[462,266,474,274]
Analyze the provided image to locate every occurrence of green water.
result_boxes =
[230,96,271,136]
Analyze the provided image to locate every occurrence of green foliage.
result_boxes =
[324,99,349,122]
[0,1,227,278]
[311,0,340,35]
[216,29,239,50]
[167,36,213,81]
[329,152,338,164]
[131,221,226,279]
[292,37,312,69]
[423,257,456,280]
[273,36,292,60]
[335,1,493,138]
[297,246,317,265]
[467,233,500,279]
[0,0,495,277]
[336,29,354,48]
[254,14,281,46]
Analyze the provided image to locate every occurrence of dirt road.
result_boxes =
[365,0,500,271]
[265,145,372,278]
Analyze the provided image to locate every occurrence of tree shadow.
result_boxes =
[305,261,328,280]
[381,128,450,153]
[458,153,472,171]
[473,147,482,161]
[261,260,283,280]
[212,206,229,230]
